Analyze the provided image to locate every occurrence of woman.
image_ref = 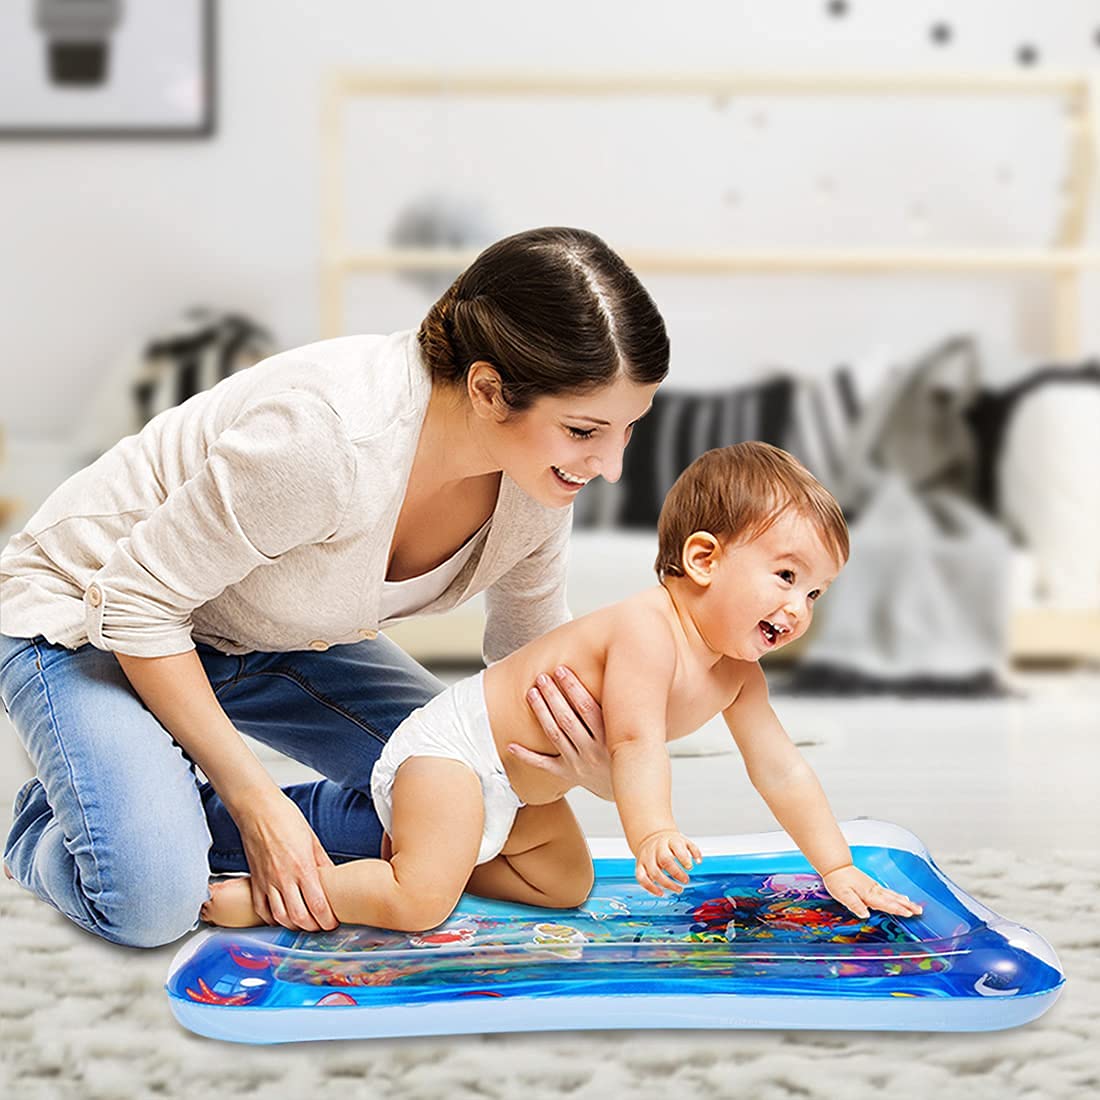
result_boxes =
[0,227,669,947]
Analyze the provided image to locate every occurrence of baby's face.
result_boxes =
[703,511,842,662]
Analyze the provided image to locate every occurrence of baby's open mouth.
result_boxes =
[759,620,791,646]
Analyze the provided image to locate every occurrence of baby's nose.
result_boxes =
[784,595,808,620]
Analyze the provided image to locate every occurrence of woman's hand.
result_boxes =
[509,665,614,800]
[112,650,338,931]
[234,787,339,932]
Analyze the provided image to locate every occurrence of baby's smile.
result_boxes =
[759,619,792,647]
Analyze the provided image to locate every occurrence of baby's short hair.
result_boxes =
[655,442,849,580]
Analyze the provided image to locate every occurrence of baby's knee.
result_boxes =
[544,859,595,910]
[385,887,460,934]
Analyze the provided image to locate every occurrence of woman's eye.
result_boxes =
[566,426,596,440]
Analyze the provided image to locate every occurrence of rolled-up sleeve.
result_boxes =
[482,511,572,665]
[84,392,356,657]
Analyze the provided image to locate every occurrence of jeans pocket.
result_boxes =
[0,635,38,712]
[12,777,39,815]
[0,634,35,677]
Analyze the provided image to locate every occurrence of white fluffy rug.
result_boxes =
[1,848,1097,1100]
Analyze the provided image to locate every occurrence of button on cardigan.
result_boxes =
[0,331,572,664]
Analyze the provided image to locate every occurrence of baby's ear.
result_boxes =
[681,530,721,585]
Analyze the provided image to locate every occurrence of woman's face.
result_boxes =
[485,373,660,509]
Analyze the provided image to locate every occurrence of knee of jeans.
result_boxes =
[95,848,211,949]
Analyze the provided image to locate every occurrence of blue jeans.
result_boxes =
[0,632,444,947]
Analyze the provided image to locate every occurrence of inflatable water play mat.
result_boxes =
[167,820,1064,1043]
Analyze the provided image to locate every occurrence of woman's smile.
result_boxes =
[551,465,591,492]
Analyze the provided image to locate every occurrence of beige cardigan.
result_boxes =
[0,330,571,662]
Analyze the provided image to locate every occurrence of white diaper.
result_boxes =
[370,671,525,865]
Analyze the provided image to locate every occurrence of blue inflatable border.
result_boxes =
[166,820,1065,1043]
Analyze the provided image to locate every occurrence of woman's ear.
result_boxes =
[467,361,508,422]
[681,531,721,586]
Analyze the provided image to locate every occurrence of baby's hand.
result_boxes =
[821,864,923,921]
[635,829,703,897]
[201,878,266,928]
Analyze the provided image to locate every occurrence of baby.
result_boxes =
[204,442,921,931]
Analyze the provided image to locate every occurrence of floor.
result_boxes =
[600,667,1100,857]
[1,665,1097,1099]
[1,667,1097,861]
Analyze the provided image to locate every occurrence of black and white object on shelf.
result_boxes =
[968,361,1100,608]
[133,308,274,427]
[574,367,859,530]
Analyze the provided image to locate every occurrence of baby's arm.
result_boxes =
[723,665,921,920]
[602,614,702,895]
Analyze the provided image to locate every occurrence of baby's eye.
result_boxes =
[808,589,821,601]
[778,569,795,584]
[566,426,596,440]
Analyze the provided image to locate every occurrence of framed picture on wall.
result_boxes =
[0,0,216,138]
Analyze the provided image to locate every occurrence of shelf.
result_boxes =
[385,608,1100,667]
[1010,608,1100,663]
[329,70,1095,98]
[331,248,1100,276]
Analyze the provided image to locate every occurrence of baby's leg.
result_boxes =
[467,798,593,910]
[203,758,484,933]
[319,756,484,932]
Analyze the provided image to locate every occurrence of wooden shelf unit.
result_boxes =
[320,69,1100,665]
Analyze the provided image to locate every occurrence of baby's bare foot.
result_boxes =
[201,879,263,928]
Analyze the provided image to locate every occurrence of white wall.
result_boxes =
[2,0,1098,463]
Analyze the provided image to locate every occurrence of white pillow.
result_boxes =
[998,383,1100,608]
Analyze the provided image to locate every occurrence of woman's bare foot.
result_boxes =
[201,878,264,928]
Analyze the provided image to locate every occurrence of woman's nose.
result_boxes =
[590,439,625,484]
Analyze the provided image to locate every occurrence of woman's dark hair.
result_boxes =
[417,227,669,410]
